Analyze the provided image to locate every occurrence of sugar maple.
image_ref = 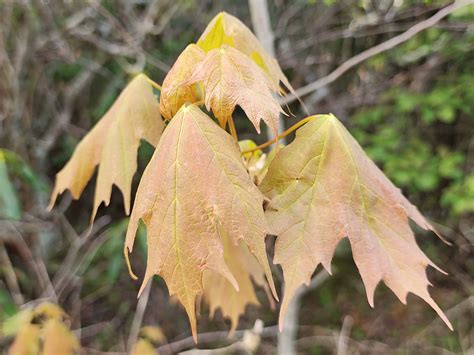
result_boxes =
[50,11,452,341]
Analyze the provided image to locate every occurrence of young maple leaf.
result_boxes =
[160,44,205,120]
[260,114,452,331]
[197,12,293,94]
[125,104,277,341]
[184,45,284,134]
[42,319,80,355]
[7,324,40,355]
[202,229,274,335]
[49,74,164,221]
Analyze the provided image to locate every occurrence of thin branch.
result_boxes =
[0,242,24,305]
[336,315,353,355]
[280,0,474,105]
[278,270,331,355]
[127,280,152,351]
[157,325,279,354]
[241,114,324,154]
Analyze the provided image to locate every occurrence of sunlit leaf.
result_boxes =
[260,114,452,331]
[49,74,165,221]
[160,44,205,120]
[197,12,293,93]
[125,104,277,341]
[185,45,284,133]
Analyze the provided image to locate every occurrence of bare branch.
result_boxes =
[280,0,474,106]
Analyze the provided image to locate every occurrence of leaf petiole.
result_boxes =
[228,116,238,140]
[241,114,325,154]
[146,77,162,91]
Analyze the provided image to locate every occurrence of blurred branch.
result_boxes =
[127,280,152,351]
[336,315,353,355]
[278,270,331,355]
[36,60,103,161]
[158,325,280,354]
[179,320,264,355]
[0,242,24,305]
[280,0,474,106]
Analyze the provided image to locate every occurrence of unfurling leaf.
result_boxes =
[197,12,293,93]
[42,319,79,355]
[185,45,284,133]
[239,140,281,185]
[160,44,205,120]
[260,114,452,331]
[49,74,165,221]
[203,230,273,335]
[125,104,277,341]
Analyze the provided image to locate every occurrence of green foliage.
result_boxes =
[351,30,473,219]
[0,149,47,220]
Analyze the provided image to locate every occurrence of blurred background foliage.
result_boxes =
[0,0,473,353]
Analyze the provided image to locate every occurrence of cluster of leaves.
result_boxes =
[49,12,452,341]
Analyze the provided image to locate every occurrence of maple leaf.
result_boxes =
[160,44,205,120]
[49,74,164,221]
[197,12,293,93]
[202,229,273,335]
[185,45,284,133]
[260,114,452,331]
[125,104,277,341]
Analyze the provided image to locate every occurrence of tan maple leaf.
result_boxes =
[202,228,273,335]
[125,104,277,341]
[160,44,205,120]
[49,74,165,221]
[197,12,293,94]
[260,114,452,331]
[184,45,284,134]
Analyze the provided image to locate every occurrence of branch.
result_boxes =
[278,270,331,355]
[280,0,474,106]
[127,280,152,351]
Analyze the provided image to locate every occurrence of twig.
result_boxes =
[127,280,152,351]
[179,320,264,354]
[0,242,24,305]
[157,325,279,354]
[280,0,474,105]
[278,270,331,355]
[336,315,353,355]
